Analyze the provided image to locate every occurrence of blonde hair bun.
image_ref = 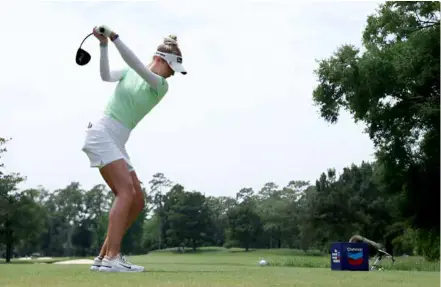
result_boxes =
[164,34,178,47]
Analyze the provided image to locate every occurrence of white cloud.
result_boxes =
[1,1,379,196]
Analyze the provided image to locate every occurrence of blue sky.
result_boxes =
[0,1,382,196]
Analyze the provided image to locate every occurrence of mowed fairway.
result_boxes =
[0,251,439,287]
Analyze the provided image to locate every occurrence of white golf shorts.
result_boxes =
[82,115,134,171]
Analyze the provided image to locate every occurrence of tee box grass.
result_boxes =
[0,248,439,287]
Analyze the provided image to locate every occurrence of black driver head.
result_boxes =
[76,48,91,66]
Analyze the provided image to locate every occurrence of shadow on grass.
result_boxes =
[152,248,228,254]
[228,249,257,253]
[145,262,253,267]
[150,248,258,255]
[144,270,233,273]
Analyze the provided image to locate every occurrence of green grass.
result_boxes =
[0,249,439,287]
[262,251,439,272]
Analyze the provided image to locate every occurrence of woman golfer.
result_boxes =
[82,25,186,273]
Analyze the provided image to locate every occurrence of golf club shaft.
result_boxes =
[349,235,383,250]
[79,32,94,49]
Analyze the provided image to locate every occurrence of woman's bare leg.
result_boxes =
[98,159,135,258]
[98,169,145,258]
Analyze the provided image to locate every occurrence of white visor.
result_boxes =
[155,51,187,75]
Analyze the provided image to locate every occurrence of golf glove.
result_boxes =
[97,25,113,38]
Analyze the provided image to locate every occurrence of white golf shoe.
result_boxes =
[90,256,104,271]
[98,254,144,272]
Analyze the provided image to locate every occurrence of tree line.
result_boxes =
[0,138,438,262]
[1,1,439,263]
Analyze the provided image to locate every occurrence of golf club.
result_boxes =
[75,28,106,66]
[76,32,93,66]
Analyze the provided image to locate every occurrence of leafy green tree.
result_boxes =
[148,172,172,249]
[226,204,262,251]
[83,184,113,254]
[312,1,439,259]
[0,138,45,262]
[296,162,401,254]
[279,181,310,249]
[162,184,186,248]
[71,221,93,257]
[206,196,236,246]
[226,188,262,251]
[163,185,212,251]
[38,182,86,256]
[142,214,161,251]
[296,185,318,250]
[257,182,283,248]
